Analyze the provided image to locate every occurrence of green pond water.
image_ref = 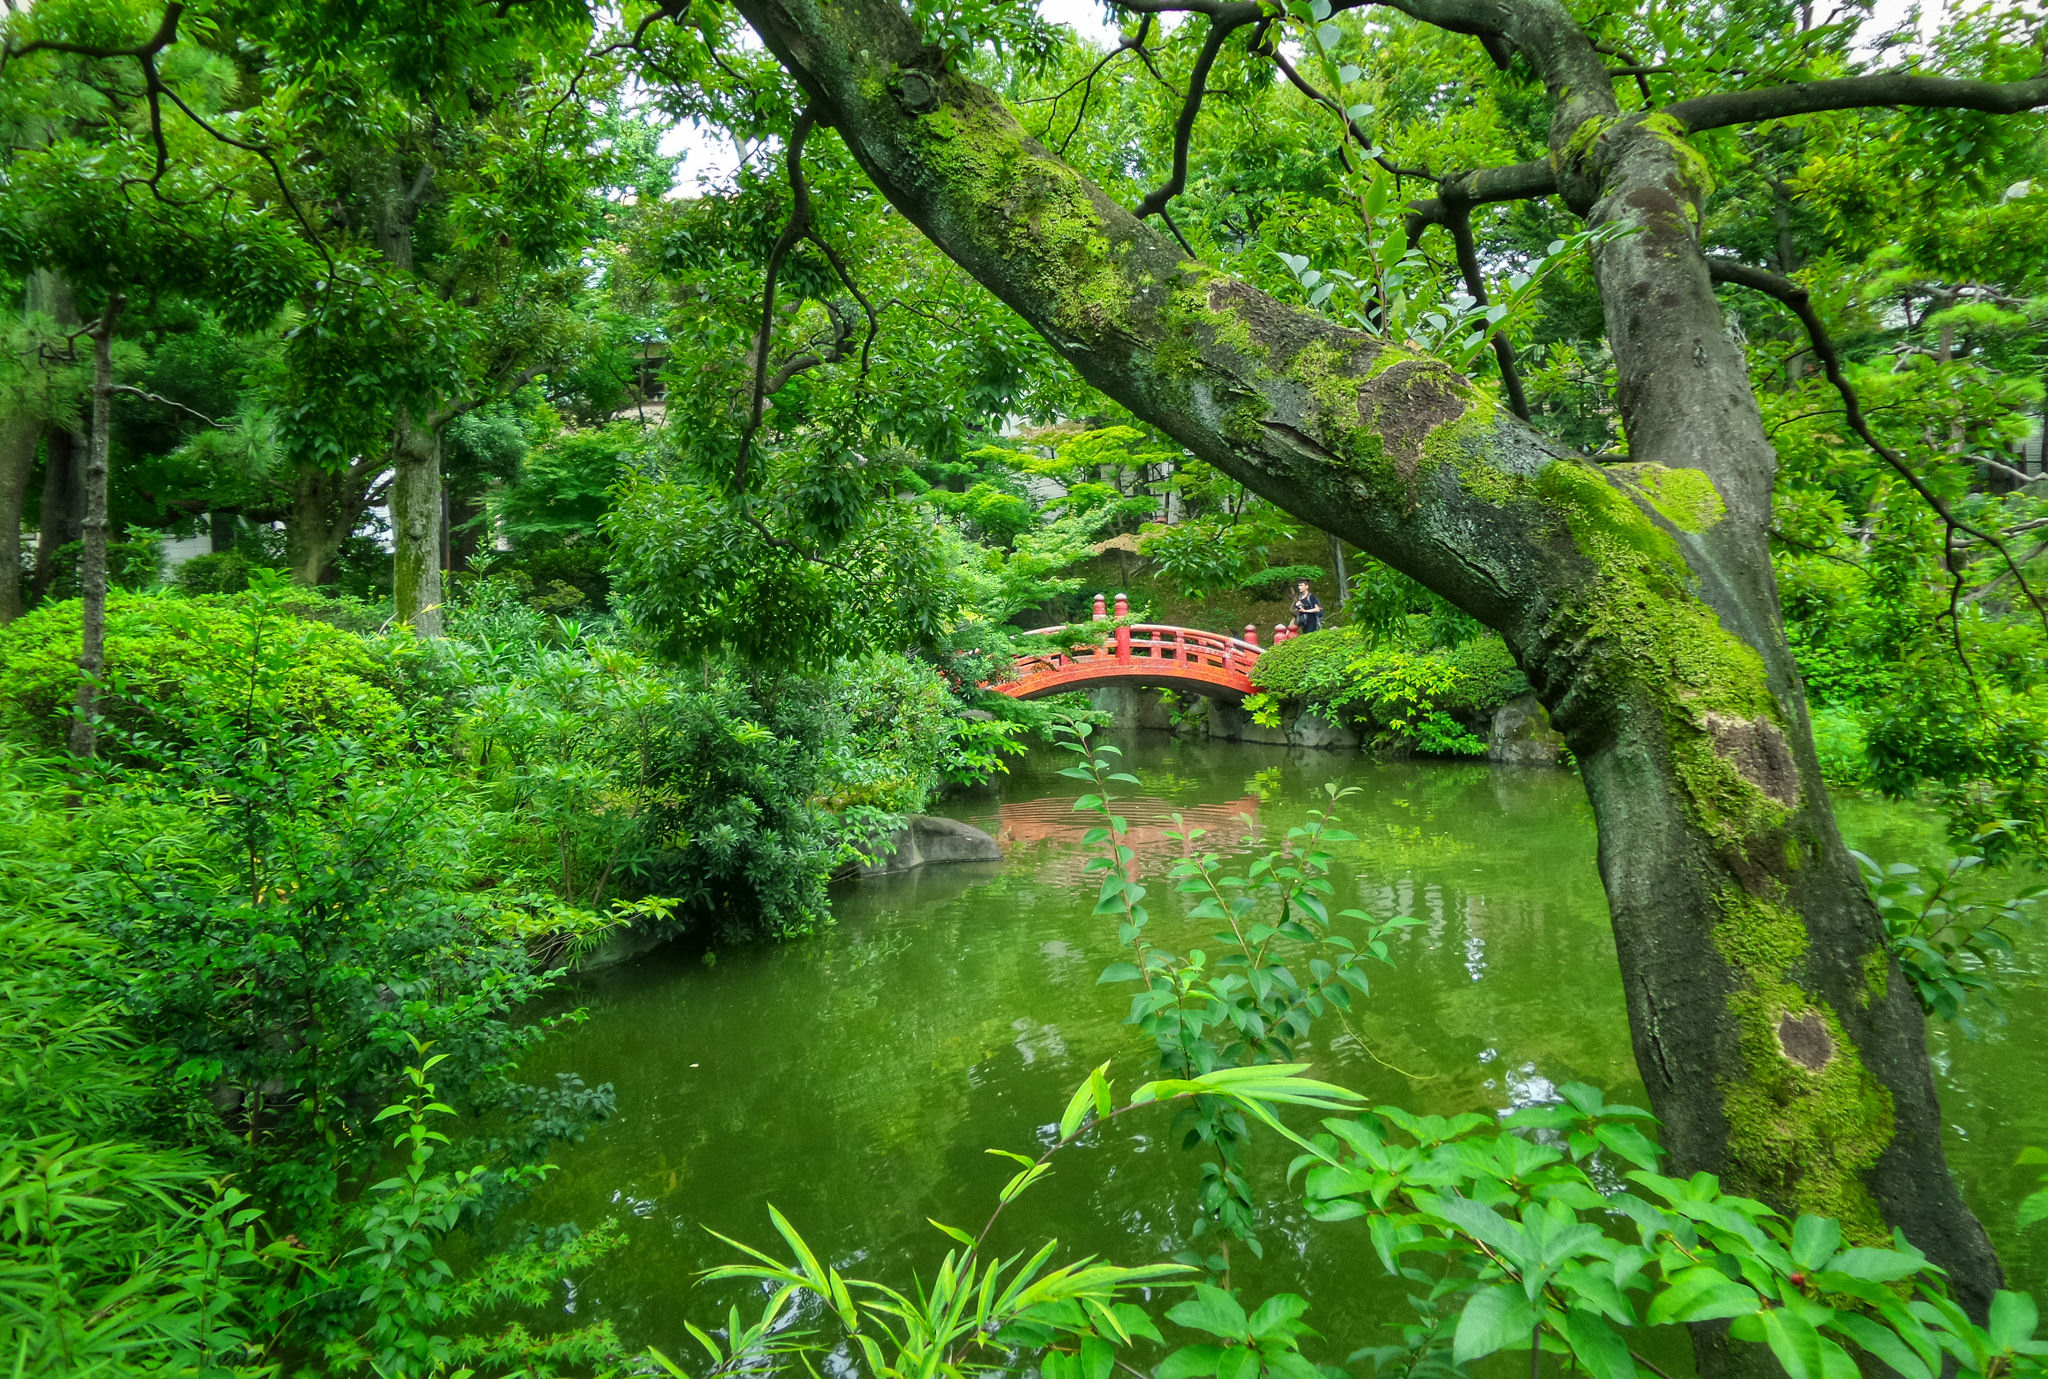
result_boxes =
[520,734,2047,1362]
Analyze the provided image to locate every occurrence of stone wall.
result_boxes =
[1083,685,1565,766]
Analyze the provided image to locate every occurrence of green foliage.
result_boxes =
[1241,564,1327,600]
[0,798,293,1374]
[1143,514,1296,600]
[1061,722,1416,1257]
[1858,836,2044,1038]
[675,1060,1359,1379]
[929,480,1036,548]
[173,549,258,596]
[1292,1084,2048,1379]
[493,422,640,552]
[38,532,165,601]
[1249,629,1526,755]
[0,587,403,751]
[608,471,957,669]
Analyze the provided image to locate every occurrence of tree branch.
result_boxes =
[1406,159,1556,228]
[734,107,817,489]
[806,231,879,388]
[1263,41,1437,186]
[1669,73,2048,132]
[1446,208,1530,420]
[1132,10,1254,221]
[112,384,222,427]
[2,1,181,68]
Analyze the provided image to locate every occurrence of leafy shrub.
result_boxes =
[493,542,612,611]
[1141,518,1274,598]
[1811,705,1871,786]
[1239,563,1325,598]
[1249,628,1527,756]
[38,532,165,600]
[0,586,404,751]
[1245,626,1365,703]
[0,771,292,1372]
[1438,635,1529,713]
[173,548,256,594]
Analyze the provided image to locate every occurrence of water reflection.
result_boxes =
[515,736,2046,1360]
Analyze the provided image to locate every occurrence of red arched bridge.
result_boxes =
[993,593,1303,702]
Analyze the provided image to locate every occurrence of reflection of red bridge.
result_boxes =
[988,793,1264,884]
[993,594,1297,701]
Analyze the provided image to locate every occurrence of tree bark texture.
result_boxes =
[28,269,86,604]
[68,298,120,760]
[391,409,445,636]
[0,415,34,624]
[730,0,2001,1312]
[285,458,378,588]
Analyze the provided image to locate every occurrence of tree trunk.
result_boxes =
[0,417,34,624]
[69,296,121,760]
[285,462,372,587]
[391,409,444,635]
[447,487,486,575]
[731,0,2001,1315]
[29,269,86,604]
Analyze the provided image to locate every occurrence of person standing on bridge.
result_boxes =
[1292,580,1324,635]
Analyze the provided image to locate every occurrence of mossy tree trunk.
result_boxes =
[68,296,120,760]
[731,0,2003,1317]
[390,407,445,636]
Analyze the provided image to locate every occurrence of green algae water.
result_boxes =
[519,735,2047,1359]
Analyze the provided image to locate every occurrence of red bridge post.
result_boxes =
[1114,592,1131,662]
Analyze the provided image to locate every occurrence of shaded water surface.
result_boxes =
[521,736,2046,1359]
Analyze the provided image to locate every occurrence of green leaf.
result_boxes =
[1158,1345,1226,1379]
[1453,1285,1537,1364]
[1168,1284,1251,1340]
[1060,1065,1108,1140]
[1824,1249,1924,1283]
[928,1218,975,1247]
[1564,1308,1637,1379]
[1990,1291,2039,1353]
[1827,1312,1931,1379]
[1792,1215,1842,1271]
[1593,1123,1661,1170]
[1247,1293,1310,1339]
[1760,1306,1827,1379]
[2018,1190,2048,1230]
[1098,962,1142,984]
[1646,1267,1758,1325]
[1218,1345,1261,1379]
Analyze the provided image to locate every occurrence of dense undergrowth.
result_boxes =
[0,571,1067,1373]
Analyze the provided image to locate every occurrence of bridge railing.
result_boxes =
[1011,621,1264,680]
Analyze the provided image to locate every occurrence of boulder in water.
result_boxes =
[855,815,1002,877]
[1488,694,1565,767]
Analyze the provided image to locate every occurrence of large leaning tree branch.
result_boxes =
[730,0,1588,642]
